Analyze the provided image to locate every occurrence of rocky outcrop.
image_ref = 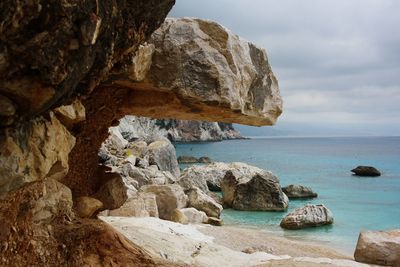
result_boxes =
[178,156,213,164]
[221,168,288,211]
[140,184,188,220]
[351,166,381,177]
[280,204,334,230]
[187,187,223,218]
[354,230,400,266]
[282,185,318,199]
[118,115,243,142]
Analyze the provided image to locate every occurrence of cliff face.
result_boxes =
[0,8,282,266]
[118,116,243,142]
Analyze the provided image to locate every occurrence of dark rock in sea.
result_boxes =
[282,185,318,199]
[198,156,212,163]
[280,204,333,230]
[178,156,199,164]
[351,166,381,177]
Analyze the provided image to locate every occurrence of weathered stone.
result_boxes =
[54,99,86,129]
[178,156,199,164]
[128,44,155,82]
[127,140,148,157]
[280,204,334,230]
[121,163,172,188]
[0,113,75,197]
[351,166,381,177]
[170,208,188,224]
[140,184,187,220]
[354,230,400,266]
[75,196,103,218]
[187,187,223,218]
[180,208,208,224]
[220,164,288,211]
[94,175,128,210]
[145,138,180,178]
[109,192,159,218]
[206,217,223,226]
[282,185,318,199]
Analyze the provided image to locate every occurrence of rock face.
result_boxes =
[187,187,223,218]
[146,139,180,178]
[280,204,334,230]
[282,185,318,199]
[118,115,243,142]
[354,230,400,266]
[222,169,289,211]
[351,166,381,177]
[140,184,188,220]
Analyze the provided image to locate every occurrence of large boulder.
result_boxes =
[282,185,318,199]
[280,204,334,230]
[145,139,180,178]
[75,197,103,218]
[187,187,223,218]
[220,165,288,211]
[351,166,381,177]
[108,192,159,218]
[140,184,188,220]
[94,175,128,210]
[171,208,208,224]
[354,230,400,266]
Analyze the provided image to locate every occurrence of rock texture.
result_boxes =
[146,138,180,178]
[282,185,318,199]
[351,166,381,177]
[108,192,159,218]
[354,230,400,266]
[187,187,223,218]
[118,115,243,142]
[280,204,334,230]
[222,169,289,211]
[75,196,103,218]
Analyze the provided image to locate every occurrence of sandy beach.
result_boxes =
[101,216,371,267]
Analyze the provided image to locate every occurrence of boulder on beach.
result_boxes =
[145,138,180,178]
[221,168,288,211]
[187,187,223,218]
[351,166,381,177]
[282,185,318,199]
[354,230,400,266]
[280,204,333,230]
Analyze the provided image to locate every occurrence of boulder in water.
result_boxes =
[282,185,318,199]
[351,166,381,177]
[280,204,333,229]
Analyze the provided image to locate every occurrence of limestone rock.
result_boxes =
[145,138,180,178]
[351,166,381,177]
[187,187,223,218]
[119,18,282,126]
[109,192,159,218]
[180,208,208,224]
[206,217,223,226]
[0,113,75,197]
[54,99,86,129]
[75,196,103,218]
[280,204,334,230]
[128,43,155,82]
[220,164,288,211]
[94,175,128,210]
[170,208,189,224]
[354,230,400,266]
[121,163,174,189]
[31,179,74,224]
[140,184,188,220]
[282,185,318,199]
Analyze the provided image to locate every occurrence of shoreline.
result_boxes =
[101,216,368,267]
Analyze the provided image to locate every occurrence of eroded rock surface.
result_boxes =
[280,204,334,230]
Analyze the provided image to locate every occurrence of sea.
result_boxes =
[175,136,400,252]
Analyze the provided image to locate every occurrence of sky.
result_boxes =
[170,0,400,136]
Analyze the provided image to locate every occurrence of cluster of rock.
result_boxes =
[178,156,213,164]
[118,115,243,143]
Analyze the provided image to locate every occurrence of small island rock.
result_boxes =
[280,204,333,230]
[282,185,318,199]
[351,166,381,177]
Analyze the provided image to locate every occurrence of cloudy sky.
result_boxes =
[170,0,400,136]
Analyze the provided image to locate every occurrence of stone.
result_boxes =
[187,187,223,218]
[220,164,288,211]
[126,140,148,157]
[170,209,188,224]
[94,175,128,210]
[198,156,212,163]
[54,99,86,129]
[109,192,159,218]
[31,179,74,224]
[0,113,75,197]
[128,43,155,82]
[75,196,103,218]
[140,184,188,220]
[145,138,180,178]
[180,208,208,224]
[206,217,223,226]
[354,230,400,266]
[178,156,199,164]
[119,18,282,126]
[280,204,334,230]
[351,166,381,177]
[106,127,129,152]
[121,164,172,188]
[282,185,318,199]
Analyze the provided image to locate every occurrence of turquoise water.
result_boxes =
[175,137,400,251]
